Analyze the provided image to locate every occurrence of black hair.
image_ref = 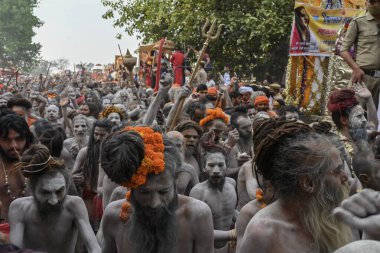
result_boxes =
[100,130,180,185]
[196,84,208,92]
[84,119,113,189]
[39,127,66,157]
[278,105,299,118]
[0,113,34,149]
[230,110,248,129]
[7,97,32,110]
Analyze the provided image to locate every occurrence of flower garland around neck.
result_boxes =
[256,188,267,209]
[199,107,229,127]
[119,126,165,222]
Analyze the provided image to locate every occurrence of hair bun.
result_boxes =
[20,144,51,177]
[100,131,145,184]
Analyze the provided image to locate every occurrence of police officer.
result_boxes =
[340,0,380,108]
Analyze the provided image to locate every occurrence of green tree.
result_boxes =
[0,0,43,71]
[101,0,294,80]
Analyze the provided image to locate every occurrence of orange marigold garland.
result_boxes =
[119,126,165,222]
[256,188,267,209]
[199,107,229,127]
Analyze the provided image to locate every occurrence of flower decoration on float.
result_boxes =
[119,126,165,222]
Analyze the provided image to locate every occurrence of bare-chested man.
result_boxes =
[174,120,203,179]
[8,144,100,253]
[72,119,113,230]
[227,110,253,180]
[0,112,34,221]
[239,120,352,253]
[190,148,237,251]
[100,129,214,253]
[167,131,199,195]
[63,114,89,171]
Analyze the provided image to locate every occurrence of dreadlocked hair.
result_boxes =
[100,131,145,184]
[254,120,314,184]
[12,144,68,193]
[84,119,113,189]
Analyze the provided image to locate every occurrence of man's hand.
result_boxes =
[179,85,192,100]
[237,153,251,167]
[353,83,372,100]
[73,173,84,187]
[225,129,240,148]
[352,67,366,84]
[70,144,80,158]
[334,189,380,237]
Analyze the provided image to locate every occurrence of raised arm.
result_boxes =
[353,83,378,129]
[143,73,172,126]
[165,85,192,130]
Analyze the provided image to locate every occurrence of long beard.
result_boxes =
[128,193,179,253]
[349,127,368,142]
[75,135,87,149]
[35,198,64,218]
[299,181,352,252]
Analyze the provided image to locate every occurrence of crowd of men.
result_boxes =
[0,1,379,252]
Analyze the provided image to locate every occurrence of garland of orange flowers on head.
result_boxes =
[119,126,165,222]
[256,188,267,209]
[199,107,229,127]
[99,105,124,120]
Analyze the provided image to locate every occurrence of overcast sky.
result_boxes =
[33,0,140,68]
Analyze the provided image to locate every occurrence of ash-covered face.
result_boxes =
[34,172,67,216]
[73,118,88,136]
[102,99,111,108]
[68,88,76,100]
[107,112,121,126]
[205,152,227,189]
[45,105,59,121]
[348,105,367,129]
[0,98,8,108]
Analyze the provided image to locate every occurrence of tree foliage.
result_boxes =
[0,0,43,71]
[101,0,294,80]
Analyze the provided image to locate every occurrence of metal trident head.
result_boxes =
[202,18,224,41]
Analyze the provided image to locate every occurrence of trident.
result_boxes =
[169,19,223,131]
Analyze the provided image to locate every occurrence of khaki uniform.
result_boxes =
[341,12,380,108]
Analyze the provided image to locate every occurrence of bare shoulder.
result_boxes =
[226,177,236,188]
[189,181,207,196]
[241,215,278,250]
[240,200,261,218]
[178,195,212,221]
[9,197,34,213]
[103,199,125,223]
[77,147,88,156]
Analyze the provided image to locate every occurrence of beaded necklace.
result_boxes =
[1,158,27,200]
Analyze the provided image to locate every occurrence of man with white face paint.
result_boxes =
[63,114,89,170]
[99,106,124,128]
[328,84,378,150]
[45,104,63,129]
[190,148,237,251]
[328,84,378,184]
[9,144,100,253]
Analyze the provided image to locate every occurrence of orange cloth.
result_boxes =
[254,96,269,106]
[208,87,218,96]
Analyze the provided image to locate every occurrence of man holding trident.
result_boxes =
[167,18,223,131]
